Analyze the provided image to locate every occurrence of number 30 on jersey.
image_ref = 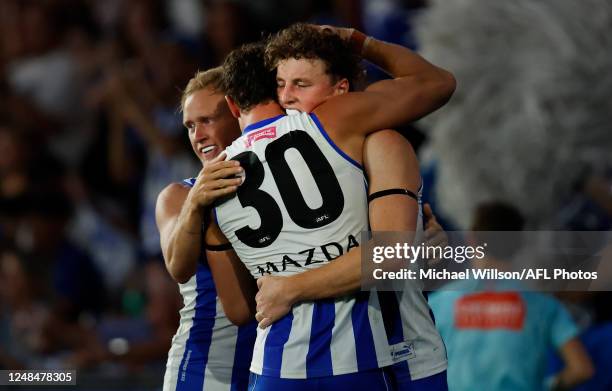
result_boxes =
[231,130,344,248]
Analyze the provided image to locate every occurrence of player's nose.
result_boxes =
[279,85,296,106]
[193,123,209,141]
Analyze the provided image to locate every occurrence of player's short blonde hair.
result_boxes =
[180,67,225,112]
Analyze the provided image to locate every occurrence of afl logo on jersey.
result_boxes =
[245,126,277,147]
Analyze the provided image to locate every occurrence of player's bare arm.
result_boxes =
[204,220,257,325]
[156,153,243,283]
[256,131,428,328]
[256,26,453,328]
[312,28,456,161]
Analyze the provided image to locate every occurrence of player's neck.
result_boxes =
[238,101,285,132]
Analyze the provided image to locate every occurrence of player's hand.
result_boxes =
[310,24,355,41]
[255,275,296,329]
[313,24,369,55]
[424,203,448,248]
[188,152,243,210]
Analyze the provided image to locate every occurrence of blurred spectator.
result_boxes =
[90,37,200,261]
[555,169,612,230]
[0,1,608,389]
[429,202,594,391]
[304,0,362,28]
[167,0,204,38]
[0,124,70,243]
[65,261,181,373]
[3,0,96,168]
[549,321,612,391]
[0,246,48,369]
[362,0,426,50]
[200,0,260,67]
[65,173,138,292]
[17,191,107,324]
[0,125,29,198]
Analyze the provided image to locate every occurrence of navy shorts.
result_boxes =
[248,367,393,391]
[385,361,448,391]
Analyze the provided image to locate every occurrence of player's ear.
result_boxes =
[225,95,241,119]
[333,78,349,95]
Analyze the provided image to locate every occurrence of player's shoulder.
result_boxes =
[157,181,191,207]
[313,90,368,119]
[155,181,193,228]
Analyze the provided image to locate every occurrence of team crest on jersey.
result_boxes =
[244,126,276,147]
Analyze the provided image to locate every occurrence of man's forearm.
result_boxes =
[289,247,362,302]
[165,203,204,283]
[355,33,454,125]
[159,159,242,284]
[285,133,421,302]
[361,36,446,80]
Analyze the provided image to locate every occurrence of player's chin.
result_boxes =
[201,147,222,162]
[198,154,214,166]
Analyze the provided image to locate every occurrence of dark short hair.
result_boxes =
[265,23,363,89]
[221,42,277,112]
[471,201,525,260]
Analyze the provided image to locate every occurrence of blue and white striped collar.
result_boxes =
[242,115,286,135]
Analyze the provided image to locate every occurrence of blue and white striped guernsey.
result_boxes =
[379,185,448,381]
[214,113,394,379]
[162,178,256,391]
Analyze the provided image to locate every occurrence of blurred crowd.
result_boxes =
[0,0,425,386]
[0,0,609,390]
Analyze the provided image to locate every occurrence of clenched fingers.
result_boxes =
[202,177,242,190]
[258,317,273,329]
[195,166,243,188]
[206,151,227,165]
[206,186,238,200]
[202,161,242,177]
